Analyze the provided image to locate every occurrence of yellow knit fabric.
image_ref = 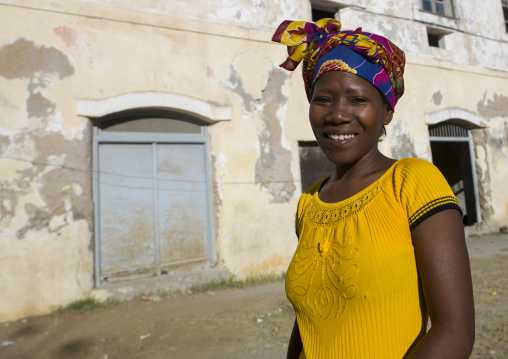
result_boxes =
[287,158,462,359]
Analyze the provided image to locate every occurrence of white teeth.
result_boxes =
[328,134,355,140]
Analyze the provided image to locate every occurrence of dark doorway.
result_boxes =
[299,141,335,192]
[429,122,479,226]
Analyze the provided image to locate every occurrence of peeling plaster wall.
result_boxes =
[0,0,311,321]
[0,27,93,321]
[339,3,508,71]
[471,130,494,226]
[388,59,508,230]
[1,0,508,321]
[338,1,508,230]
[478,92,508,118]
[254,69,295,204]
[212,44,302,277]
[476,119,508,228]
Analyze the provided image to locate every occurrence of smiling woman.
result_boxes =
[272,18,475,359]
[309,71,393,170]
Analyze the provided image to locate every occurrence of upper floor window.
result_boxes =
[311,1,337,21]
[310,1,349,22]
[422,0,454,17]
[312,7,336,21]
[503,0,508,32]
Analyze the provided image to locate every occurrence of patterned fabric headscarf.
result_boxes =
[271,18,405,111]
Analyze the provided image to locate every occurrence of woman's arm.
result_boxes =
[287,319,303,359]
[407,209,475,358]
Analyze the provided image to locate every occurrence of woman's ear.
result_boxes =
[383,104,394,126]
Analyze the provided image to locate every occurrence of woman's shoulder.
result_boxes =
[386,157,452,199]
[302,177,329,196]
[391,157,442,179]
[393,157,434,169]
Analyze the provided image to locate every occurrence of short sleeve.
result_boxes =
[393,158,463,230]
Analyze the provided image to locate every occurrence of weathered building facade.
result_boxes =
[1,0,507,322]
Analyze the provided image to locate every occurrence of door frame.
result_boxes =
[92,111,216,286]
[428,128,480,225]
[78,92,231,287]
[425,108,488,226]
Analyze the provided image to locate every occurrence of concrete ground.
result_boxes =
[91,267,232,302]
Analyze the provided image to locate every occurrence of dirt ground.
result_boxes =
[1,233,507,359]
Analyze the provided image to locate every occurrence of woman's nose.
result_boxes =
[327,101,352,124]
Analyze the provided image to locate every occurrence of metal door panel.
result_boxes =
[156,144,208,264]
[99,144,156,276]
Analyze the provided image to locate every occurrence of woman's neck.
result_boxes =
[319,152,396,204]
[332,152,394,182]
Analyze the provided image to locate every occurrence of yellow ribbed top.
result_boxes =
[286,158,461,359]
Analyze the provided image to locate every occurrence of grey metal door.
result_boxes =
[99,143,156,278]
[157,144,209,266]
[98,142,209,280]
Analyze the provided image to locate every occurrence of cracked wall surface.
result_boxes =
[0,38,74,121]
[254,70,295,203]
[472,130,494,224]
[477,92,508,118]
[215,47,301,277]
[225,65,295,203]
[389,122,417,160]
[0,32,93,321]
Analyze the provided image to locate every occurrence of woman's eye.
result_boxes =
[312,96,330,103]
[351,97,367,104]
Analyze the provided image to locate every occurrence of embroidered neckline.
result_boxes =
[305,184,381,225]
[304,161,399,225]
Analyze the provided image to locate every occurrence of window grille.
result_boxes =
[429,122,468,138]
[98,109,204,134]
[503,0,508,32]
[422,0,454,17]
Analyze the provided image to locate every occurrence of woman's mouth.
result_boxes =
[325,133,357,141]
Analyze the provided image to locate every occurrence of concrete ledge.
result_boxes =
[91,267,232,302]
[77,92,231,124]
[425,108,489,128]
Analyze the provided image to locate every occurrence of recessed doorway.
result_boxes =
[93,110,215,284]
[429,121,480,226]
[298,141,335,192]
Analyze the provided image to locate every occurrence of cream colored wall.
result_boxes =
[336,2,508,231]
[0,0,507,322]
[391,58,508,230]
[0,0,310,321]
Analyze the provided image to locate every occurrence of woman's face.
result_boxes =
[309,71,393,167]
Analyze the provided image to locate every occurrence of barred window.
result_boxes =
[422,0,454,17]
[502,1,508,32]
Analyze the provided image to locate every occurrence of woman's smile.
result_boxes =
[324,131,358,143]
[309,71,393,166]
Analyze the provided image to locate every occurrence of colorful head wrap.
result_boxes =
[271,18,405,111]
